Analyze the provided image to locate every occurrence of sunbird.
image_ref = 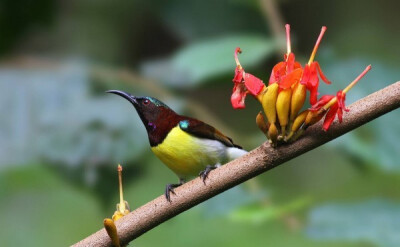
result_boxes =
[107,90,248,201]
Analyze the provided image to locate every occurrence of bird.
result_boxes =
[107,90,248,201]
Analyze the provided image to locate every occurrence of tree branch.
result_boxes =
[73,82,400,247]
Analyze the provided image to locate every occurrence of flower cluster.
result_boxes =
[231,24,371,146]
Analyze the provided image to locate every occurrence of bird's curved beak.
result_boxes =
[106,90,138,106]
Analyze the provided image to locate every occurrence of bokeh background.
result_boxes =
[1,0,399,246]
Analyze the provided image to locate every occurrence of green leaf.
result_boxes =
[141,35,277,87]
[307,199,400,247]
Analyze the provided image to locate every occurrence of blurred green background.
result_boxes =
[1,0,399,246]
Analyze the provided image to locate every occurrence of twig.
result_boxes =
[260,0,286,53]
[73,81,400,247]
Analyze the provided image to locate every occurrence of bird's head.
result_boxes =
[106,90,173,132]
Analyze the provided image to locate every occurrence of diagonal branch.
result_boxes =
[73,82,400,247]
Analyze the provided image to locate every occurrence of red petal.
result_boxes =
[233,66,244,83]
[269,62,286,84]
[294,62,302,70]
[279,68,302,89]
[244,73,264,95]
[309,62,319,87]
[310,95,334,111]
[309,85,319,105]
[336,90,349,112]
[323,103,339,131]
[305,63,320,105]
[315,62,331,84]
[336,90,348,122]
[286,53,295,73]
[300,64,311,86]
[337,107,343,123]
[231,83,247,109]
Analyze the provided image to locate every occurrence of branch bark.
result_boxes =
[73,82,400,247]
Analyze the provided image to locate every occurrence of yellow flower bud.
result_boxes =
[276,88,292,136]
[290,83,306,122]
[291,110,308,133]
[286,110,308,141]
[304,110,325,128]
[104,218,121,247]
[261,83,279,124]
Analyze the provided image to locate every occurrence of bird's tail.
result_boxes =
[227,147,248,161]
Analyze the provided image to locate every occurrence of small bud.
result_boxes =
[256,112,269,137]
[268,123,279,145]
[104,218,121,247]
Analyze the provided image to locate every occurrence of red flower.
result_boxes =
[231,47,265,109]
[310,65,371,131]
[322,90,349,131]
[309,91,348,131]
[269,53,302,85]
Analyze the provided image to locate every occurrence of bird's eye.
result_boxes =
[143,99,150,105]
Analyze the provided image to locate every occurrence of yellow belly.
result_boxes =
[151,126,223,179]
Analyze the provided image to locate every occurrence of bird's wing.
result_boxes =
[179,119,242,149]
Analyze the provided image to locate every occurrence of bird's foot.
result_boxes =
[165,180,184,202]
[199,165,218,184]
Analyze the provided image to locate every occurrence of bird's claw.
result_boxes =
[164,181,184,202]
[199,165,217,184]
